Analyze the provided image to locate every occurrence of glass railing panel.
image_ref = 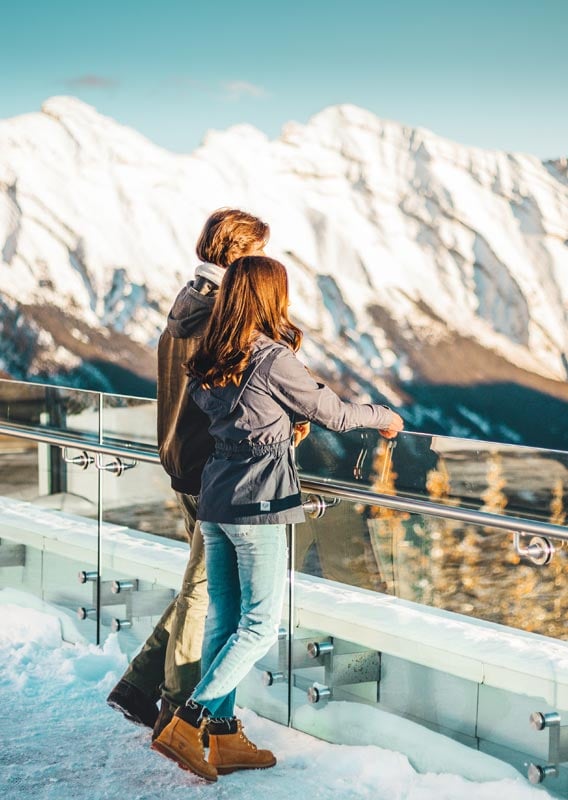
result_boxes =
[296,428,568,524]
[294,495,568,638]
[297,499,385,591]
[94,385,159,653]
[290,498,383,747]
[97,449,180,654]
[0,377,101,445]
[0,432,100,644]
[101,392,157,453]
[288,495,568,774]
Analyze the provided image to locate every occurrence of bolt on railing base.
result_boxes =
[528,710,568,783]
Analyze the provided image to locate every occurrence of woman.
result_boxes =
[109,208,273,735]
[152,256,404,782]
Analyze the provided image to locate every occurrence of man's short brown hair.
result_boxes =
[196,208,270,268]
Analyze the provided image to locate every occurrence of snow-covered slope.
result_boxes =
[1,98,567,442]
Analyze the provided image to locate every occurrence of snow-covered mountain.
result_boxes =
[1,97,567,447]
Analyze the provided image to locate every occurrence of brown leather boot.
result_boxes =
[153,699,210,746]
[208,717,276,774]
[151,702,217,783]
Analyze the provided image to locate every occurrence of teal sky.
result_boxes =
[1,0,566,157]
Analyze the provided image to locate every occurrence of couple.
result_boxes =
[108,209,404,783]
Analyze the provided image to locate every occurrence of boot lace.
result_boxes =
[238,725,257,750]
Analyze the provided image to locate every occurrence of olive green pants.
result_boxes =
[120,492,208,708]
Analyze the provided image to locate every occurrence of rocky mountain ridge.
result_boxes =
[1,98,567,447]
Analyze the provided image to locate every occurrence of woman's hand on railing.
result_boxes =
[379,411,404,440]
[294,421,311,447]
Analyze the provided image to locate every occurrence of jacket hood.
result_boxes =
[167,280,216,339]
[191,335,282,415]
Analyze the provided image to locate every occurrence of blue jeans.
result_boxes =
[190,522,288,719]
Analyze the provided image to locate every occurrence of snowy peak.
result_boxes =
[42,95,105,123]
[39,96,174,166]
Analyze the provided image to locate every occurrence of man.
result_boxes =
[107,208,271,739]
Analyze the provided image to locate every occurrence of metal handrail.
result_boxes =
[0,421,567,542]
[0,422,159,464]
[299,476,568,541]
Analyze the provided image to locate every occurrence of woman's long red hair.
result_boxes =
[186,256,302,387]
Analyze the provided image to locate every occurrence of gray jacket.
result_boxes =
[189,333,396,525]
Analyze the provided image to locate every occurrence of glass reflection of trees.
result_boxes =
[363,445,568,639]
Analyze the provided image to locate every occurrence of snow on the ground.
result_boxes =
[0,598,553,800]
